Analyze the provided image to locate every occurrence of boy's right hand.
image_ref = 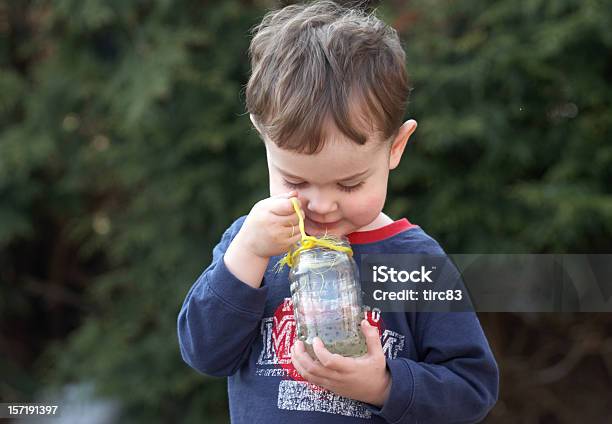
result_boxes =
[235,191,304,259]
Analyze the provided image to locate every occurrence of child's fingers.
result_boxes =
[270,196,304,217]
[361,320,383,357]
[312,337,351,373]
[291,341,338,384]
[271,217,301,243]
[275,211,301,225]
[290,232,302,244]
[288,197,306,219]
[281,222,302,238]
[292,349,329,387]
[267,198,295,217]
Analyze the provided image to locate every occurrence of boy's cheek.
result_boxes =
[348,193,387,224]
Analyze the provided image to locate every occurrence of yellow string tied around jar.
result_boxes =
[274,197,353,272]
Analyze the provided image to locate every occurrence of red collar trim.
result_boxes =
[347,218,418,245]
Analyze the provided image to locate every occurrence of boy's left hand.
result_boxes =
[290,319,391,407]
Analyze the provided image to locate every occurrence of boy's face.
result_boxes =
[255,115,417,236]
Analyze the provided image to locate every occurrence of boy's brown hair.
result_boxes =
[245,0,411,154]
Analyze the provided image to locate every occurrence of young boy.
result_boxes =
[178,1,499,423]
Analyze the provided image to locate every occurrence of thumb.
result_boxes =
[361,319,382,356]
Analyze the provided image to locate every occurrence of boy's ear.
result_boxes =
[389,120,417,170]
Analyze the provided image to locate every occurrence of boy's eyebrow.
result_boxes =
[277,166,369,181]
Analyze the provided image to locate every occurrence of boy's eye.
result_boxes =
[282,180,307,189]
[282,179,364,193]
[338,181,364,193]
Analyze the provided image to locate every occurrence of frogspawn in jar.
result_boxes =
[288,236,367,358]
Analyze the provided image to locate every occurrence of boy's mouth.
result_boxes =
[305,217,342,231]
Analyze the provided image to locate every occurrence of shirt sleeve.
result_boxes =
[177,216,270,377]
[367,311,499,423]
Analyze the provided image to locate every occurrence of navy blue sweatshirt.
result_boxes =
[178,216,499,423]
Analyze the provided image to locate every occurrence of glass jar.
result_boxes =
[289,237,367,358]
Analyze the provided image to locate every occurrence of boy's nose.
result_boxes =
[305,192,339,216]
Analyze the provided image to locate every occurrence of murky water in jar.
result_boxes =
[290,246,367,358]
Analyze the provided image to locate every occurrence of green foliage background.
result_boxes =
[1,0,611,422]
